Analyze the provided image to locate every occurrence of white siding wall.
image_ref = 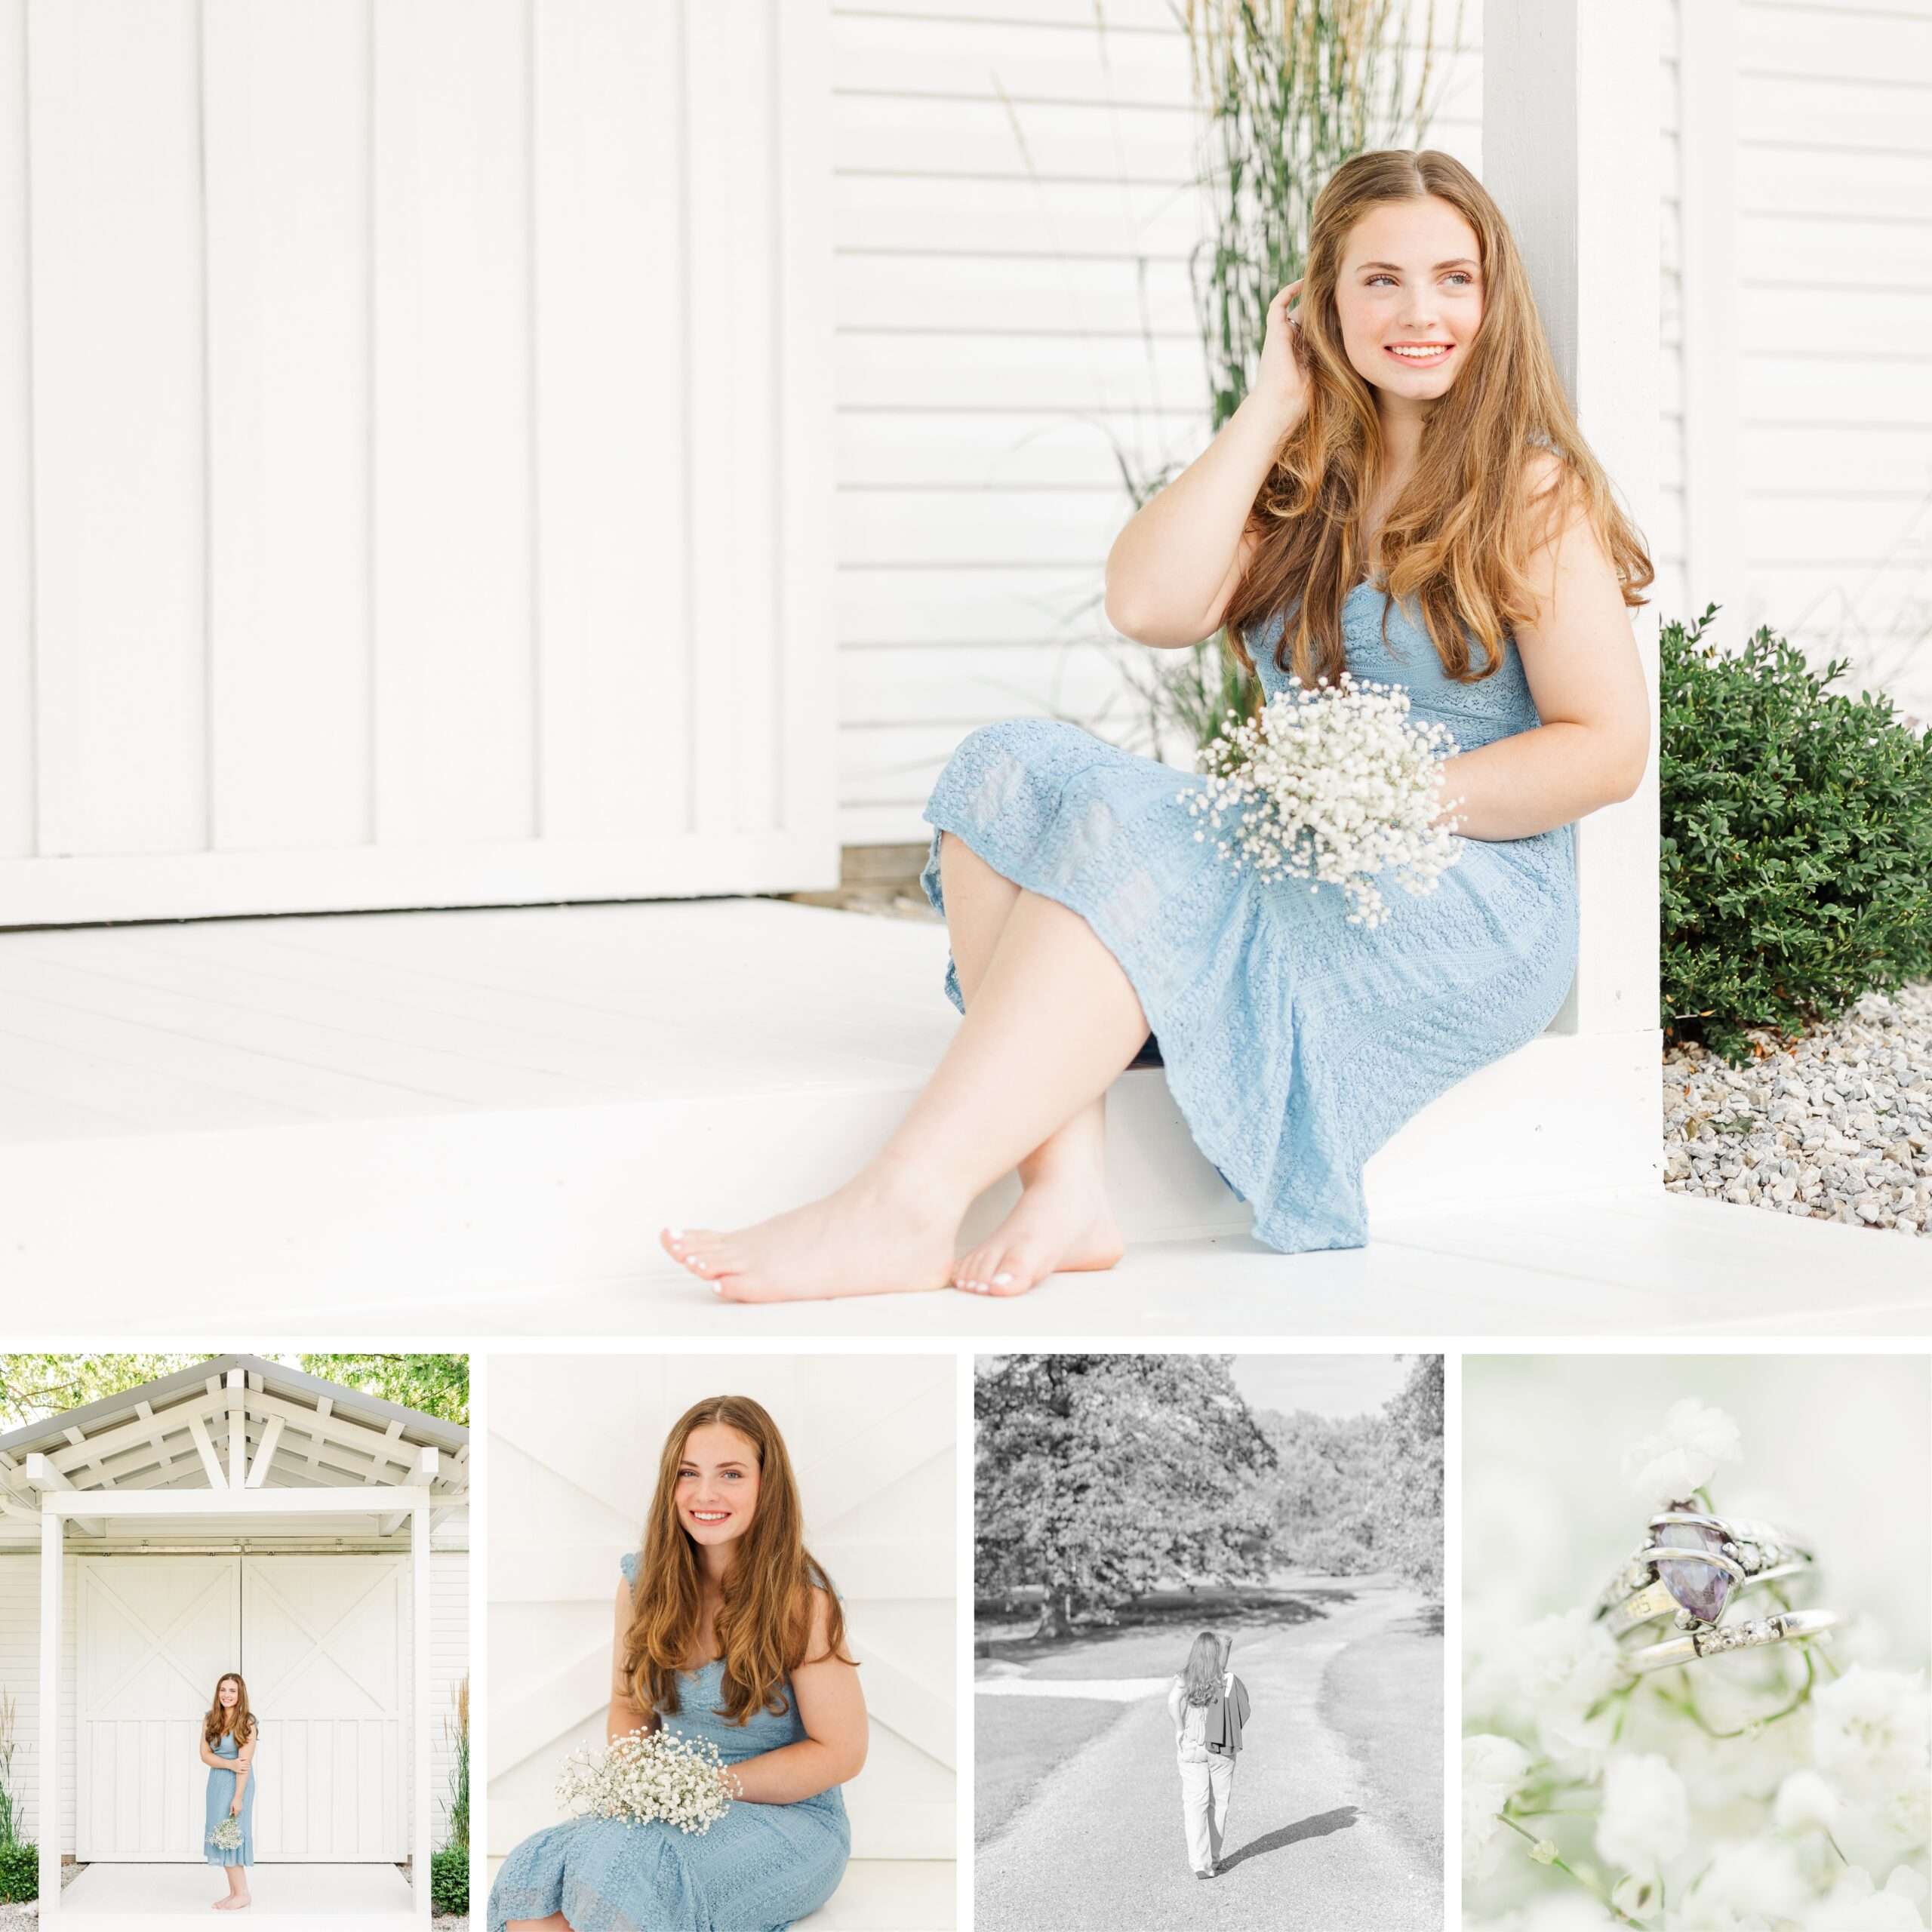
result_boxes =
[0,1537,466,1860]
[488,1355,955,1864]
[1730,0,1932,715]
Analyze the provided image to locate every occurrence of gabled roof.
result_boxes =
[0,1353,468,1502]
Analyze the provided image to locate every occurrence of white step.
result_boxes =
[1,897,1918,1331]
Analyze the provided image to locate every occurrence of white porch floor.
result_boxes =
[60,1860,414,1919]
[478,1856,955,1930]
[2,898,1924,1333]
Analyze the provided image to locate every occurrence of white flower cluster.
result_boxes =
[1465,1399,1932,1931]
[206,1814,245,1852]
[1180,672,1463,927]
[556,1726,740,1837]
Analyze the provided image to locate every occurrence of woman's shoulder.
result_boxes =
[620,1549,640,1588]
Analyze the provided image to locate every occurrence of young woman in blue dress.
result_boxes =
[200,1672,258,1910]
[492,1395,866,1932]
[661,146,1652,1300]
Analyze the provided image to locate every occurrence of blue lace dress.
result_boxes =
[488,1553,851,1932]
[921,584,1579,1250]
[204,1729,255,1866]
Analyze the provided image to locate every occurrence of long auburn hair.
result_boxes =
[202,1672,256,1747]
[623,1395,851,1727]
[1226,147,1653,688]
[1180,1630,1225,1707]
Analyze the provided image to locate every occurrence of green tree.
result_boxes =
[0,1355,211,1429]
[1365,1353,1444,1594]
[975,1354,1277,1637]
[299,1355,468,1426]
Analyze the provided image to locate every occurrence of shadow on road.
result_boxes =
[1216,1804,1361,1872]
[1388,1602,1444,1638]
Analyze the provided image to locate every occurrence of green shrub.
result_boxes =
[0,1842,36,1903]
[1660,605,1932,1061]
[429,1847,468,1917]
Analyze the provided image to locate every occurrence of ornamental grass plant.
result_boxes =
[1660,605,1932,1063]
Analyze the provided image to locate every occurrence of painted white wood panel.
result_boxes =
[28,0,208,861]
[829,0,1483,839]
[243,1555,405,1862]
[487,1354,955,1863]
[75,1557,241,1862]
[0,0,838,924]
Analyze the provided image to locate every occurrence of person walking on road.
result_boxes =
[1168,1631,1252,1879]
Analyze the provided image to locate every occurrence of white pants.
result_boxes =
[1177,1751,1235,1873]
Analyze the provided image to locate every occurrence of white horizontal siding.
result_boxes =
[830,0,1474,841]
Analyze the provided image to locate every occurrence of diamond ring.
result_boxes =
[1621,1607,1838,1675]
[1595,1506,1818,1642]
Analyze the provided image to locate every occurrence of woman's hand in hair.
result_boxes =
[1253,280,1314,426]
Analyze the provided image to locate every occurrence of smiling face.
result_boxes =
[1332,193,1484,401]
[218,1677,239,1709]
[675,1423,762,1552]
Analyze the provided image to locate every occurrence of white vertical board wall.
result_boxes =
[242,1555,405,1862]
[0,0,837,924]
[488,1355,955,1862]
[75,1558,242,1862]
[829,0,1481,842]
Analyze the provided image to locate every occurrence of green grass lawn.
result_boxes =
[974,1694,1130,1847]
[1320,1601,1443,1869]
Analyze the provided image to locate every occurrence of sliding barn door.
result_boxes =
[0,0,835,925]
[75,1556,242,1861]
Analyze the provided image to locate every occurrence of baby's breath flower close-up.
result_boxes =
[1180,672,1463,927]
[1618,1399,1743,1506]
[556,1727,741,1837]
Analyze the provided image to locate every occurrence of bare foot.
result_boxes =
[660,1160,961,1301]
[952,1167,1124,1297]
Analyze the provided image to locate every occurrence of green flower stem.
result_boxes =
[1497,1813,1643,1927]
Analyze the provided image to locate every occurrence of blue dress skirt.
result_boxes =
[488,1554,851,1932]
[921,586,1580,1251]
[205,1730,255,1866]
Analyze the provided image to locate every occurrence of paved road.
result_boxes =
[974,1588,1438,1931]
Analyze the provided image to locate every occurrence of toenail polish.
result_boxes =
[993,1272,1013,1285]
[709,1283,721,1295]
[667,1227,682,1237]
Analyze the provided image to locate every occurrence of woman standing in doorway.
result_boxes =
[491,1395,867,1932]
[1168,1632,1251,1880]
[663,146,1651,1298]
[200,1672,257,1911]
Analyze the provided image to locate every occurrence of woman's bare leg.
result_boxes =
[660,881,1148,1300]
[936,835,1124,1294]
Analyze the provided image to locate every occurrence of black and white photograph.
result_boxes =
[972,1352,1442,1930]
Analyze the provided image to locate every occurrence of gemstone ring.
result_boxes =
[1595,1506,1818,1642]
[1621,1607,1838,1676]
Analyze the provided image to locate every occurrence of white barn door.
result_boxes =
[242,1555,406,1862]
[75,1556,242,1862]
[0,0,835,926]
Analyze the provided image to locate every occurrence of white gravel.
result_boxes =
[1663,983,1932,1233]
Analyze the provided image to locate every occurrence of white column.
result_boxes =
[38,1509,60,1916]
[226,1368,248,1490]
[413,1500,432,1922]
[1678,0,1742,651]
[1484,0,1662,1044]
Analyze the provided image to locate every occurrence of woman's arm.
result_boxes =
[606,1577,658,1745]
[729,1592,867,1805]
[1435,454,1651,840]
[1165,1681,1185,1740]
[1105,285,1310,649]
[198,1738,222,1768]
[229,1724,257,1810]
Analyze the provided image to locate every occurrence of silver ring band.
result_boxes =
[1621,1607,1838,1675]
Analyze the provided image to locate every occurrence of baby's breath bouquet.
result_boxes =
[1181,672,1462,928]
[556,1727,740,1837]
[206,1814,244,1853]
